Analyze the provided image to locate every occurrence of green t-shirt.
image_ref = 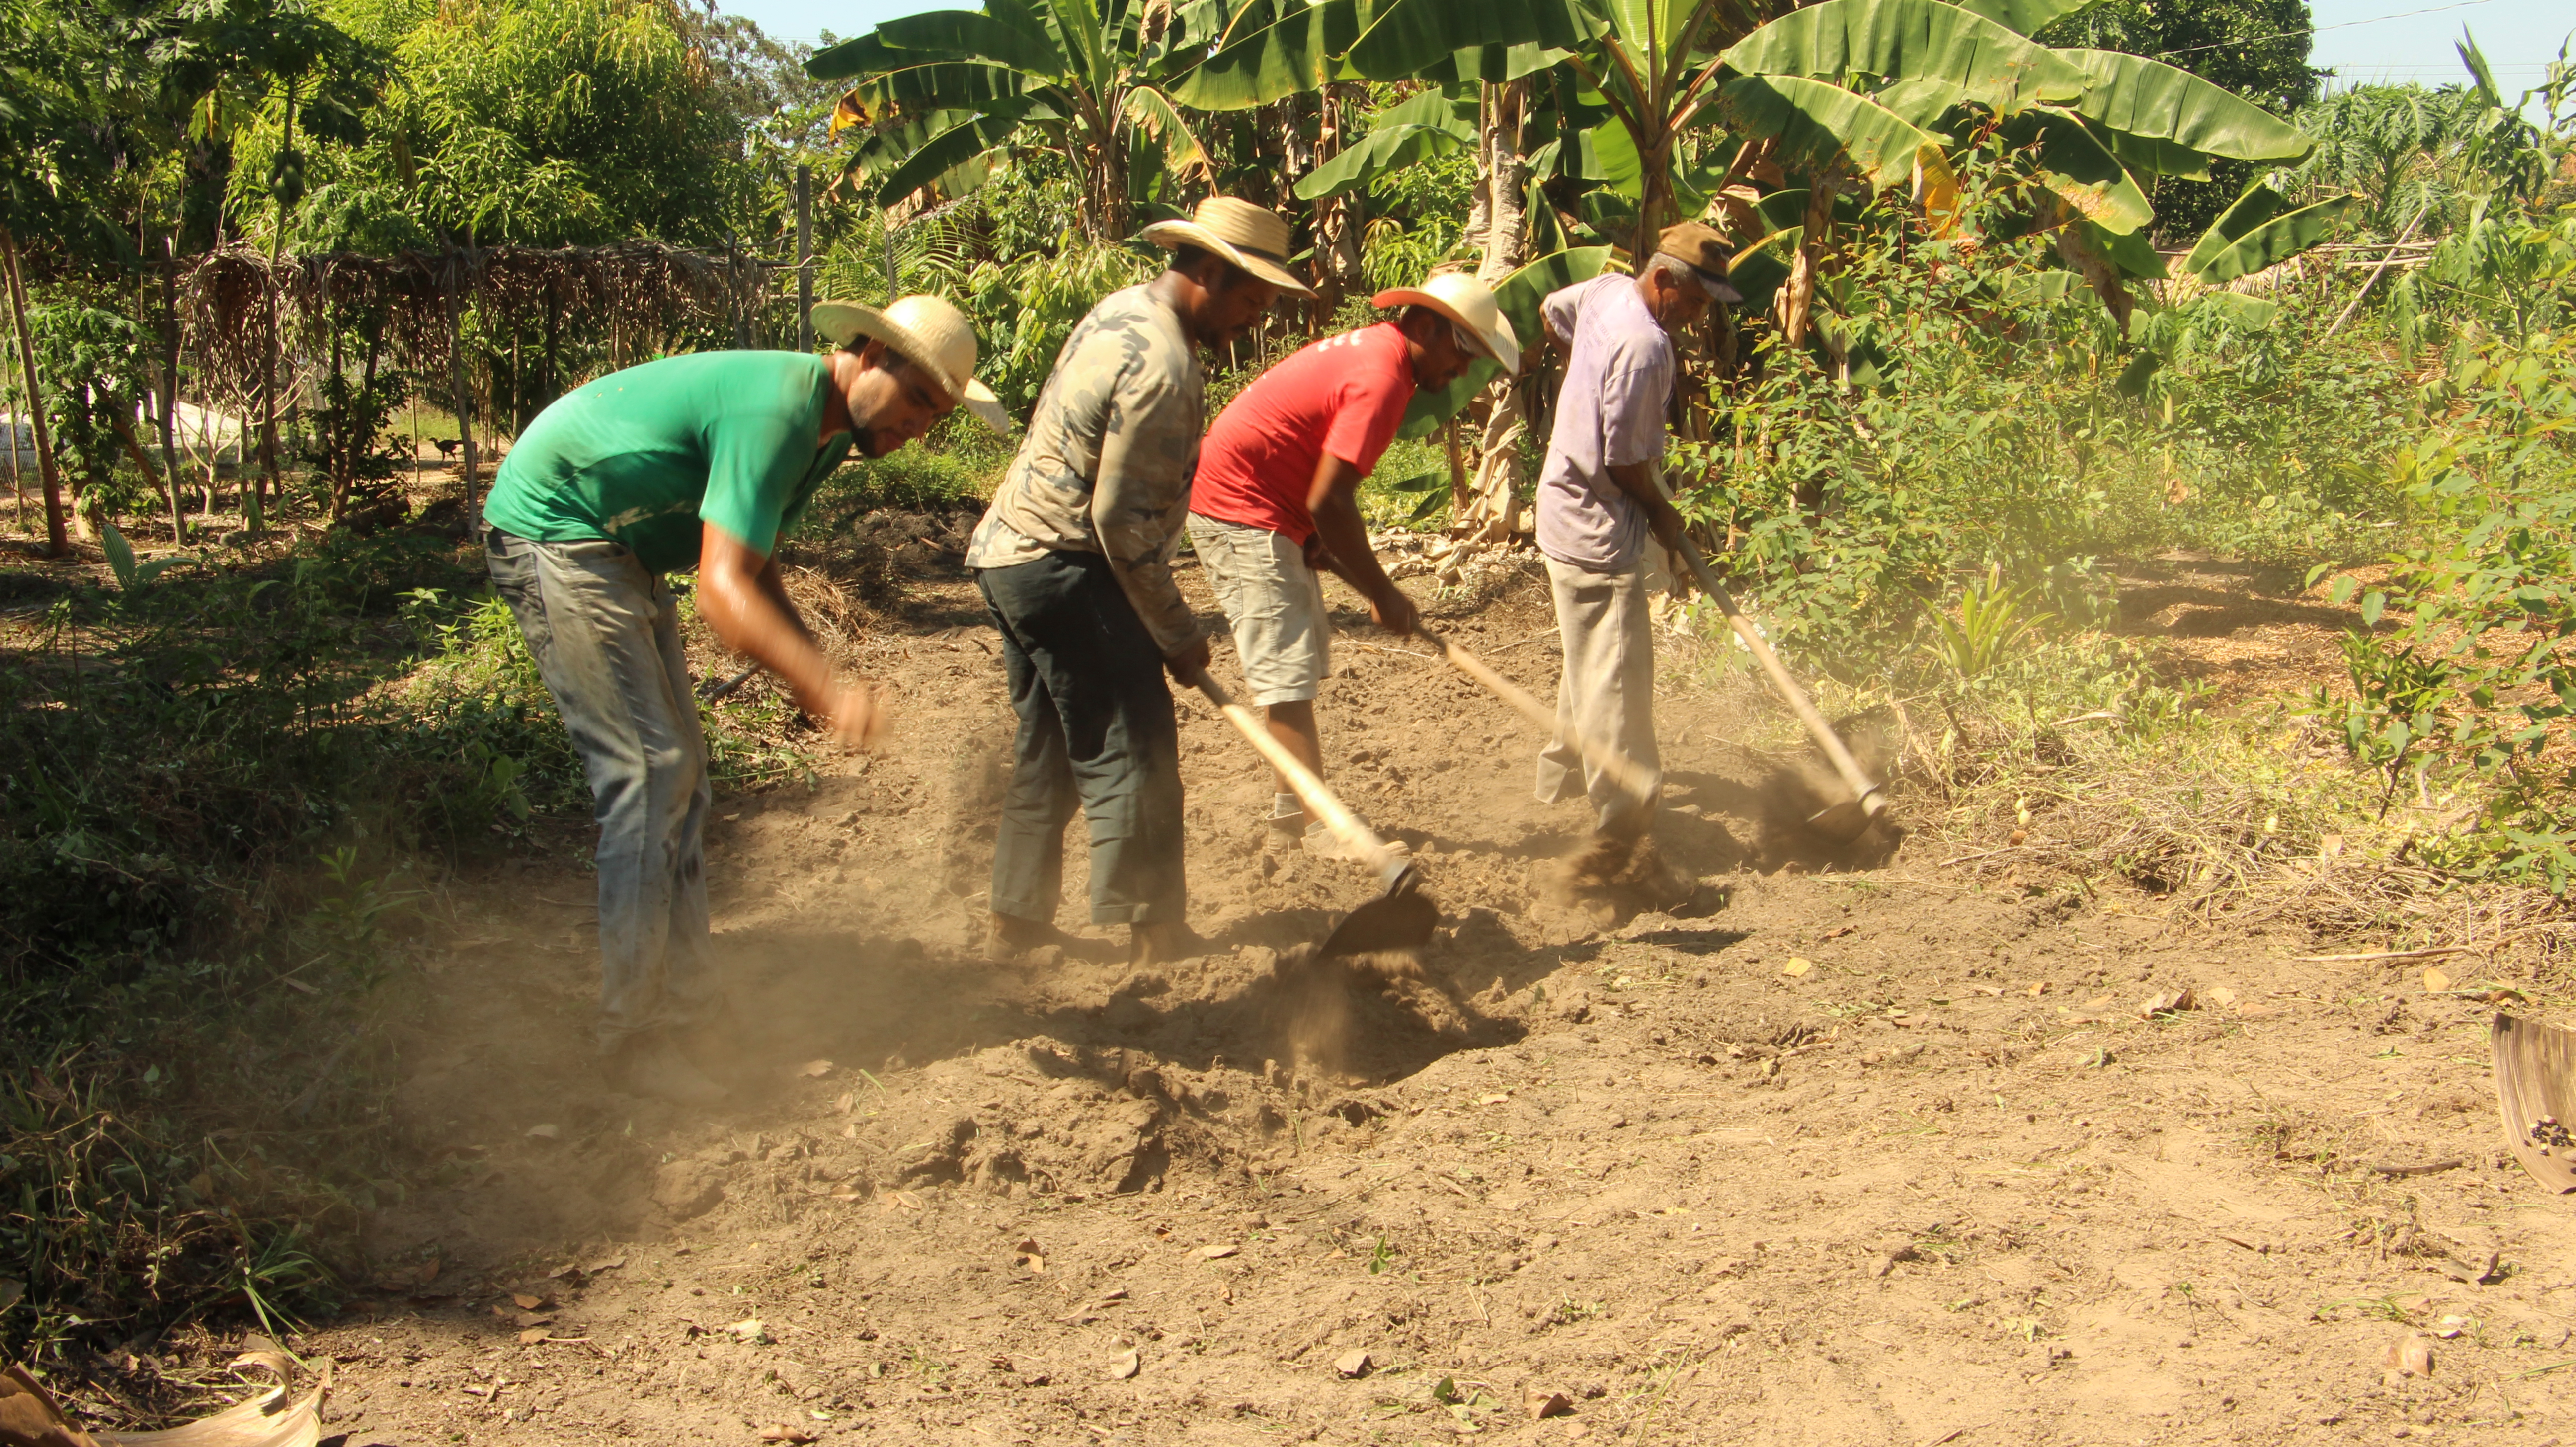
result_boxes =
[483,351,853,573]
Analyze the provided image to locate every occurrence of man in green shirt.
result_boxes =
[482,295,1004,1103]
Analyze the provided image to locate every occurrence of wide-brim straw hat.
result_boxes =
[809,293,1012,432]
[1136,197,1316,298]
[1371,272,1521,376]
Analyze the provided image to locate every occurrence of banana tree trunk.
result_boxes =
[1,225,67,558]
[1478,81,1529,284]
[1777,177,1832,348]
[1312,89,1366,316]
[2047,199,2132,333]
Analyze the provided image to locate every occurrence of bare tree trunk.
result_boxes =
[1,225,68,557]
[157,238,187,544]
[440,240,482,517]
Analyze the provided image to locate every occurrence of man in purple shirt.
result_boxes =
[1533,223,1738,877]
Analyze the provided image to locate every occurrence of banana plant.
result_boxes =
[809,0,1214,239]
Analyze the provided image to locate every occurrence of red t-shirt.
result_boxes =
[1191,322,1416,545]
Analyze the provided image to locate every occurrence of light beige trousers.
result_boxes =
[1534,556,1662,839]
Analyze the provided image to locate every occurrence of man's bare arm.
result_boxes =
[1306,452,1417,636]
[696,522,885,746]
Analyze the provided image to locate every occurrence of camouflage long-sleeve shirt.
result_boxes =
[964,283,1205,655]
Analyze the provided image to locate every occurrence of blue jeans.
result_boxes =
[484,527,717,1051]
[977,550,1188,927]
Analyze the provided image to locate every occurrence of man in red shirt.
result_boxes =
[1188,273,1519,853]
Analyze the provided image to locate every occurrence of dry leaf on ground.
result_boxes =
[1200,1243,1238,1260]
[797,1059,834,1079]
[1108,1349,1140,1380]
[2424,966,2452,991]
[1525,1387,1574,1420]
[725,1318,769,1344]
[2383,1333,2435,1383]
[1333,1349,1372,1378]
[2438,1250,2501,1285]
[1780,958,1811,977]
[517,1328,548,1346]
[758,1425,819,1444]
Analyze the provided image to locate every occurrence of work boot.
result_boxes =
[987,912,1075,963]
[1128,920,1208,967]
[605,1030,728,1106]
[675,997,742,1078]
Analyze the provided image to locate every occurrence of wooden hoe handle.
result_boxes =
[1669,540,1885,815]
[1414,625,1658,802]
[1188,671,1411,886]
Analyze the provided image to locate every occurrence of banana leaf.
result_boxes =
[1724,224,1801,313]
[1719,73,1955,193]
[1346,0,1592,82]
[1294,123,1472,200]
[2098,126,2212,181]
[868,107,1023,205]
[1585,118,1643,197]
[1869,76,1972,133]
[1398,246,1613,438]
[2076,216,2166,279]
[2182,191,2354,285]
[2062,48,2314,164]
[1413,40,1570,83]
[1950,0,2099,34]
[874,9,1068,76]
[1165,0,1362,110]
[1720,0,2085,112]
[2196,291,2280,328]
[1370,88,1478,134]
[2005,106,2154,235]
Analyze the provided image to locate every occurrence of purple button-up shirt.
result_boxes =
[1534,274,1674,572]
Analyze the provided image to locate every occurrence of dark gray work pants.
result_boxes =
[976,551,1187,927]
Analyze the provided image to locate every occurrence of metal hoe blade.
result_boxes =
[1319,861,1437,959]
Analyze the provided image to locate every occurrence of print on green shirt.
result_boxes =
[483,351,854,573]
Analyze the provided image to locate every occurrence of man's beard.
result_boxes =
[852,425,891,458]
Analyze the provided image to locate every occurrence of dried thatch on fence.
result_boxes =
[174,241,770,399]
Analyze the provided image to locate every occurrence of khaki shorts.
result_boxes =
[1187,513,1331,707]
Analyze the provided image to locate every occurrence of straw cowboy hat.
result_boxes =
[1371,272,1521,376]
[1137,197,1316,297]
[808,293,1012,432]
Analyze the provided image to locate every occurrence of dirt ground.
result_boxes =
[103,537,2576,1446]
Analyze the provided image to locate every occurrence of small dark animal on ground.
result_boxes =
[432,437,462,459]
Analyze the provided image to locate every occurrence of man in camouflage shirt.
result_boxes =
[966,198,1311,965]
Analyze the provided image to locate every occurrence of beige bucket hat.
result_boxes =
[1371,272,1521,375]
[808,293,1012,432]
[1137,197,1316,298]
